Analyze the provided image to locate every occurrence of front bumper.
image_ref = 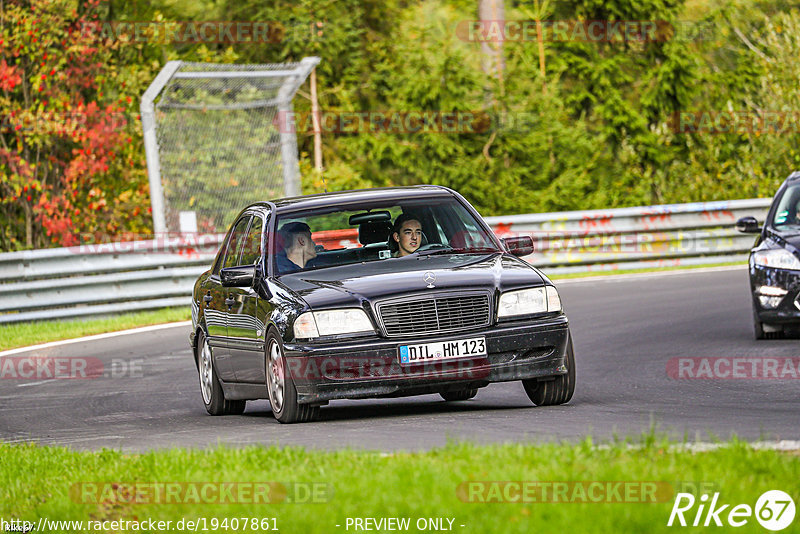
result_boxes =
[750,264,800,324]
[283,315,570,404]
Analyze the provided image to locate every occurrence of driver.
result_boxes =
[276,221,317,273]
[391,214,422,257]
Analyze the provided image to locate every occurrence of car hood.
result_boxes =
[765,230,800,255]
[277,253,545,309]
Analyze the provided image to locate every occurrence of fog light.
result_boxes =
[756,286,787,309]
[759,295,783,309]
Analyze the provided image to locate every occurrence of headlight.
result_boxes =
[753,249,800,270]
[293,309,374,339]
[498,286,561,318]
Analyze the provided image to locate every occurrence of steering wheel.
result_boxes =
[414,243,452,253]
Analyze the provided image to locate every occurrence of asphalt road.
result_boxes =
[2,267,798,451]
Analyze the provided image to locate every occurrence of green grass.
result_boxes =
[0,307,190,351]
[0,438,796,533]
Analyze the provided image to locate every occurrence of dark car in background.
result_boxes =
[737,171,800,339]
[189,186,575,422]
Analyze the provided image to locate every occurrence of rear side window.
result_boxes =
[240,216,264,266]
[221,216,252,270]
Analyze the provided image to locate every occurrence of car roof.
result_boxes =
[249,185,456,212]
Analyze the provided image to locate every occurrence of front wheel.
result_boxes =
[753,307,785,339]
[197,330,246,415]
[523,334,576,406]
[754,316,766,340]
[266,330,319,423]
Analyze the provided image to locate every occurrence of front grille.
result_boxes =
[378,293,491,337]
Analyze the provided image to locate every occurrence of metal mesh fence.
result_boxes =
[142,58,318,234]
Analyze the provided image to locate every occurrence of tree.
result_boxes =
[0,0,154,250]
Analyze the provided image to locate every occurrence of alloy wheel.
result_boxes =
[267,339,285,412]
[199,337,214,405]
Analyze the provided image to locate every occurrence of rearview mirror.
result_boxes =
[221,264,256,287]
[501,236,534,257]
[735,216,761,234]
[349,211,391,225]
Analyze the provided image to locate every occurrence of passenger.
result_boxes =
[276,222,317,273]
[390,214,423,257]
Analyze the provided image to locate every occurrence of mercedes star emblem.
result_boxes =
[423,271,436,288]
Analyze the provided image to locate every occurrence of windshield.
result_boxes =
[272,196,500,275]
[771,183,800,230]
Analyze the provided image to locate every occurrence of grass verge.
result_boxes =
[0,438,796,533]
[549,261,745,280]
[0,307,190,351]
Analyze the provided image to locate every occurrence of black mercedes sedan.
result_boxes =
[189,186,575,422]
[737,171,800,339]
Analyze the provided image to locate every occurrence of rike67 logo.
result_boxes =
[668,490,795,531]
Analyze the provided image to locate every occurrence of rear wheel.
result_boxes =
[523,334,576,406]
[266,330,319,423]
[197,330,246,415]
[440,389,478,401]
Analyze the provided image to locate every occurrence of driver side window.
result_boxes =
[219,216,252,272]
[240,216,264,266]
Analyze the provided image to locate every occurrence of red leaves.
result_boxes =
[0,60,22,91]
[2,0,151,248]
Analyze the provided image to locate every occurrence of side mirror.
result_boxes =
[221,264,256,287]
[735,216,761,234]
[501,236,534,257]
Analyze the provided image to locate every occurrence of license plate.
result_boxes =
[398,337,487,365]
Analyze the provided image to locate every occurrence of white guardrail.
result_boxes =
[0,198,770,324]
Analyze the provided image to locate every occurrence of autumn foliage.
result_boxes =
[0,0,152,249]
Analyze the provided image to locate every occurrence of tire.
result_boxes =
[265,330,319,423]
[523,334,576,406]
[197,329,246,415]
[753,304,784,339]
[754,316,766,340]
[440,389,478,401]
[782,325,800,339]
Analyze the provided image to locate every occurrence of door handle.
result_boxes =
[203,293,213,304]
[225,297,236,307]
